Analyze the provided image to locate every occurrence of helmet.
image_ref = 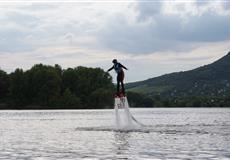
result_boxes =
[112,59,117,63]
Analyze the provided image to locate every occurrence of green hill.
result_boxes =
[126,51,230,99]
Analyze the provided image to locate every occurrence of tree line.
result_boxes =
[0,64,154,109]
[2,63,226,109]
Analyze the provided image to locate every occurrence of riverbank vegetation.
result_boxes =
[0,64,114,109]
[1,64,229,109]
[0,64,154,109]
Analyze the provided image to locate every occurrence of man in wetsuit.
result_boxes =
[107,59,128,96]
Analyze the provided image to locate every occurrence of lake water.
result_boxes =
[0,108,230,160]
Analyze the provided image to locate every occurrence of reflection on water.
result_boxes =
[113,132,130,158]
[0,108,230,159]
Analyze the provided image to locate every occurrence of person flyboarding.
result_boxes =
[108,60,146,128]
[107,59,128,97]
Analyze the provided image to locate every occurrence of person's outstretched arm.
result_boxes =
[107,66,114,72]
[120,64,128,70]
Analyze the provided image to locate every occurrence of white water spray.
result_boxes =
[114,96,145,130]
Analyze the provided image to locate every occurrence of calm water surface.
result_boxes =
[0,108,230,160]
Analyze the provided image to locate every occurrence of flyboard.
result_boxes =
[114,93,145,130]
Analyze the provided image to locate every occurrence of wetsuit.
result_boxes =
[107,62,127,95]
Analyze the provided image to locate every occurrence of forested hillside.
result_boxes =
[126,52,230,107]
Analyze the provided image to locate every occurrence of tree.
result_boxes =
[1,64,116,109]
[61,88,82,109]
[26,64,62,107]
[9,69,27,108]
[0,69,9,102]
[127,91,154,107]
[62,66,114,107]
[88,88,113,109]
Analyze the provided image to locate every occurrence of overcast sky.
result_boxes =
[0,0,230,82]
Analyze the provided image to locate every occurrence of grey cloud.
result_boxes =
[0,12,40,52]
[195,0,211,6]
[154,12,230,42]
[96,3,230,54]
[21,3,58,11]
[4,11,40,28]
[0,6,92,52]
[0,27,34,52]
[98,14,187,54]
[222,1,230,10]
[136,1,162,21]
[1,2,230,55]
[195,0,230,11]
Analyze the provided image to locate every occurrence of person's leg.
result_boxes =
[121,81,125,94]
[120,71,125,94]
[117,74,120,94]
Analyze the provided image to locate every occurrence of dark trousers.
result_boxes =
[117,70,125,94]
